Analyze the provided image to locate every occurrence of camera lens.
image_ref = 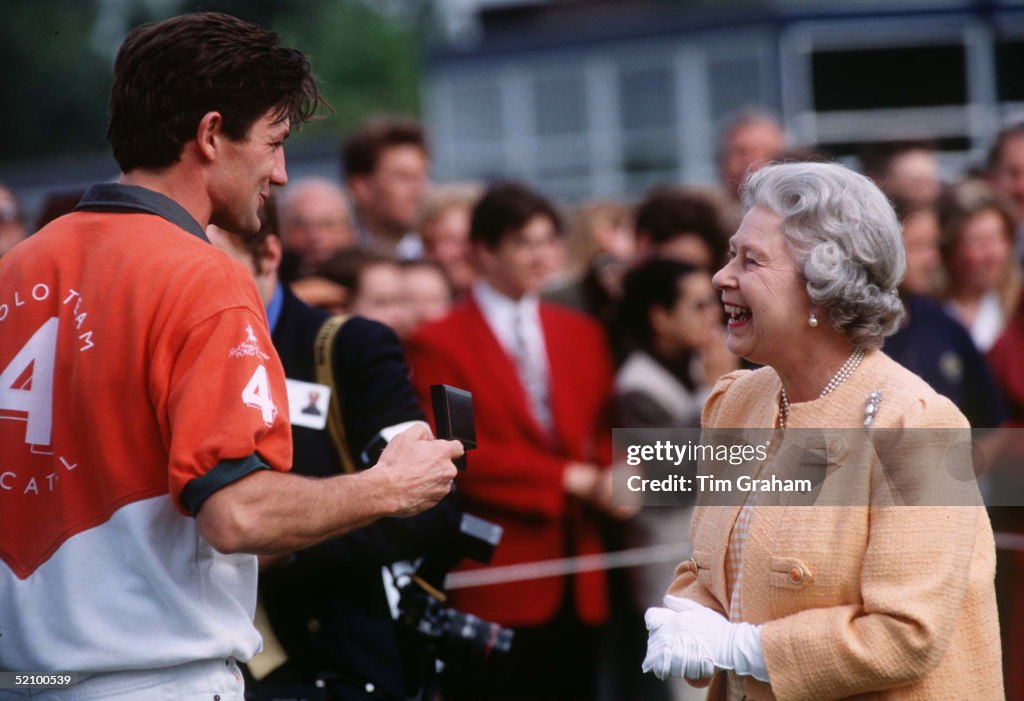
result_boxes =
[438,609,514,664]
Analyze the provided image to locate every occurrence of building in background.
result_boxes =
[8,1,1024,215]
[424,0,1024,201]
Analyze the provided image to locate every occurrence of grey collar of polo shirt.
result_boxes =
[75,183,209,242]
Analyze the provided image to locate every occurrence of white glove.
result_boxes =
[642,595,770,683]
[643,606,716,680]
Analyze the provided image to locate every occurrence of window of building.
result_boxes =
[618,64,677,191]
[811,44,967,111]
[996,39,1024,103]
[449,80,504,143]
[535,72,587,136]
[709,54,770,121]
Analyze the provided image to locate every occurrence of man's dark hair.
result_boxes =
[108,12,325,173]
[470,182,562,249]
[634,186,726,265]
[341,117,428,179]
[987,123,1024,171]
[400,258,455,298]
[317,247,395,297]
[619,257,701,348]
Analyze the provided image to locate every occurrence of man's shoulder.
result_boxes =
[174,245,263,310]
[541,299,600,325]
[280,287,331,329]
[336,314,398,345]
[1,211,253,307]
[334,315,403,366]
[408,302,478,346]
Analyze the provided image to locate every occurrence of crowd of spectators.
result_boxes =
[6,107,1024,700]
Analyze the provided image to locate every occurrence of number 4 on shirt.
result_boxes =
[242,364,278,426]
[0,317,58,447]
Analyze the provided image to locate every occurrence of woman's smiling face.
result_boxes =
[711,205,811,366]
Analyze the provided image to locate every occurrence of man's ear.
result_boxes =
[195,111,225,163]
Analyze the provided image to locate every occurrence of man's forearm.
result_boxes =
[197,424,461,555]
[197,468,396,555]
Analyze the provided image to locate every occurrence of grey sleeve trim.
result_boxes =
[181,452,269,516]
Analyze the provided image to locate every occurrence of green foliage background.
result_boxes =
[0,0,423,164]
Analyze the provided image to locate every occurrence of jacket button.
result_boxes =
[307,618,321,633]
[365,682,375,693]
[789,567,804,583]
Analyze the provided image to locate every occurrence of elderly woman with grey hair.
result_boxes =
[642,162,1002,700]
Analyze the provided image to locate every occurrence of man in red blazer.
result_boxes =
[405,182,622,700]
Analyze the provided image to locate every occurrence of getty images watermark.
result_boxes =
[611,427,1024,508]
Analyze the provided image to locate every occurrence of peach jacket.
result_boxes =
[668,350,1003,700]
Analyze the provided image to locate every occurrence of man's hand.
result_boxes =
[198,425,460,555]
[564,461,638,520]
[564,461,601,499]
[592,463,641,520]
[370,423,462,518]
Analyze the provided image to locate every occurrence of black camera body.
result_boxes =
[395,514,513,669]
[392,386,513,697]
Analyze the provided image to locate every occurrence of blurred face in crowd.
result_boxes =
[422,204,475,293]
[900,209,941,296]
[209,111,289,235]
[590,207,635,261]
[404,264,453,334]
[720,121,785,199]
[990,134,1024,223]
[351,261,411,335]
[0,186,25,258]
[476,214,561,300]
[350,144,429,236]
[657,233,715,270]
[279,179,354,266]
[885,149,941,206]
[947,208,1013,295]
[651,272,719,355]
[712,206,809,366]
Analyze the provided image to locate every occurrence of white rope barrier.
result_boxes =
[445,532,1024,590]
[994,531,1024,553]
[445,542,691,590]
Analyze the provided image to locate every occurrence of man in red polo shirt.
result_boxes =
[0,13,458,700]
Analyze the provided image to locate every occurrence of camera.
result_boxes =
[389,386,513,698]
[393,513,513,669]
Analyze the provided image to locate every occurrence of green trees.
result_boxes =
[0,0,422,164]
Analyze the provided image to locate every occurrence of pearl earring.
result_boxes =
[808,313,819,328]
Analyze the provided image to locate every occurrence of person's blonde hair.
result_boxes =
[564,199,632,275]
[939,179,1022,320]
[417,183,482,234]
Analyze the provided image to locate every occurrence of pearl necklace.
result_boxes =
[778,348,865,429]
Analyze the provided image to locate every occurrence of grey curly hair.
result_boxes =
[741,162,905,349]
